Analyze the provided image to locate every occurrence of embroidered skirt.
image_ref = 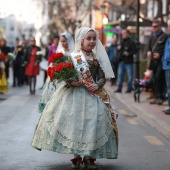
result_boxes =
[31,83,118,159]
[37,77,64,113]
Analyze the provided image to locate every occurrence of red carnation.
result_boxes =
[51,67,55,78]
[47,66,55,81]
[54,52,64,60]
[55,63,63,72]
[49,53,55,63]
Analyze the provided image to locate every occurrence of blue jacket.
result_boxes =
[162,36,170,70]
[107,44,118,63]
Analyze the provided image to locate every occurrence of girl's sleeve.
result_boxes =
[96,65,106,89]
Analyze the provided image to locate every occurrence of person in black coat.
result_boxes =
[11,38,22,87]
[20,39,28,85]
[147,19,168,105]
[107,38,119,86]
[12,45,24,87]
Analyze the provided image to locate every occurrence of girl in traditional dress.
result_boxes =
[37,32,75,113]
[31,27,118,170]
[0,60,8,93]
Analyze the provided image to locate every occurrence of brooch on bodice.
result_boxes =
[93,59,98,66]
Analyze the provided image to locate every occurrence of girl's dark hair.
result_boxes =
[54,35,59,39]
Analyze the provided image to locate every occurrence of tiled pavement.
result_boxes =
[105,81,170,141]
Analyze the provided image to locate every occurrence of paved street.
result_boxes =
[1,71,170,170]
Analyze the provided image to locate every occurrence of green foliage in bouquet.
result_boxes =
[7,53,15,61]
[36,51,44,62]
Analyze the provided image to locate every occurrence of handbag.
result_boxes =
[147,33,164,69]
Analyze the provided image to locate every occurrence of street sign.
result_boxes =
[103,25,122,35]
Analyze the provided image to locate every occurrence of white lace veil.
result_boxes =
[57,32,75,53]
[74,27,115,78]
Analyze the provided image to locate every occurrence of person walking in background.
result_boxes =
[107,38,118,86]
[12,38,20,87]
[25,37,41,95]
[12,45,23,87]
[114,29,137,93]
[37,32,75,113]
[162,19,170,114]
[11,38,19,87]
[0,38,11,79]
[21,39,28,85]
[39,37,53,89]
[48,35,59,62]
[147,19,168,105]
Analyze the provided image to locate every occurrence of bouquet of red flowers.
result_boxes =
[47,52,78,82]
[0,52,6,62]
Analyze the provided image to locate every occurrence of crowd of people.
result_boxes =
[0,35,60,95]
[0,28,119,169]
[107,19,170,115]
[0,18,170,169]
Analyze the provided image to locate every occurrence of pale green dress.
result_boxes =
[31,59,118,159]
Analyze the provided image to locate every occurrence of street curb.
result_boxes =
[115,93,170,141]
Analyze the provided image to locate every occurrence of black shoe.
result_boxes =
[125,90,131,93]
[111,82,116,86]
[114,89,121,93]
[39,87,43,90]
[149,98,158,104]
[30,90,35,95]
[163,108,170,115]
[156,98,164,105]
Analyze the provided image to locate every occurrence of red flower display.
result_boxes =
[47,52,78,82]
[0,52,6,62]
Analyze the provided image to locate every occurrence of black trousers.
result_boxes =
[20,66,28,85]
[110,62,118,84]
[13,65,22,86]
[152,62,166,99]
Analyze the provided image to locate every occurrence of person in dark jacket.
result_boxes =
[12,38,23,87]
[12,45,24,87]
[147,19,168,105]
[21,39,28,85]
[107,38,118,85]
[162,19,170,114]
[114,29,137,93]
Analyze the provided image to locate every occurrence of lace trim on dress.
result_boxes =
[47,122,114,151]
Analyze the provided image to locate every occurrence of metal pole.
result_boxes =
[134,0,140,79]
[102,14,104,44]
